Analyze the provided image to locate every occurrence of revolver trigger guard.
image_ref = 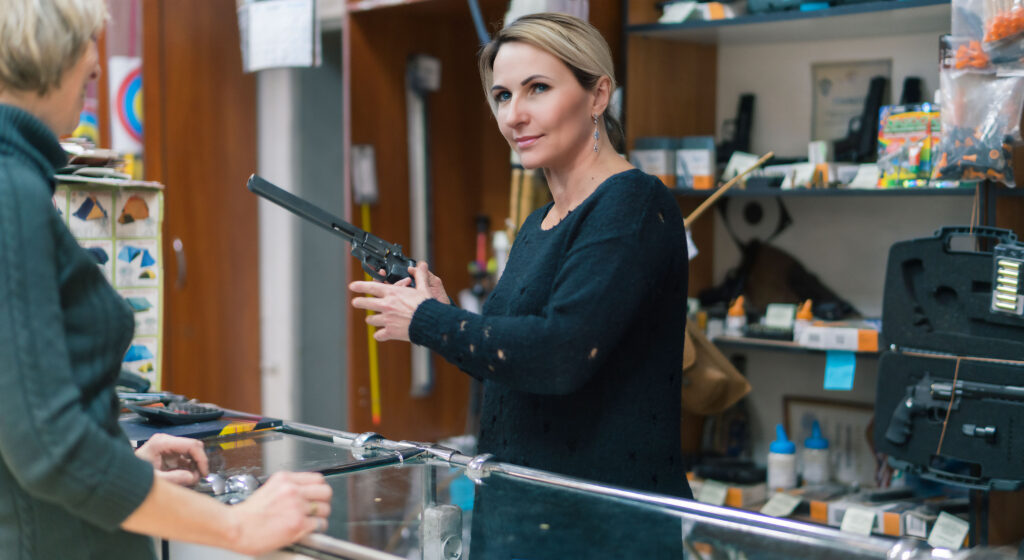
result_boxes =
[361,261,386,282]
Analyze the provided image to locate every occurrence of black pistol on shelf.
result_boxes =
[885,373,1024,445]
[832,76,888,162]
[247,174,416,284]
[717,93,755,165]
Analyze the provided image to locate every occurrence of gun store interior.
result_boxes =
[8,0,1024,558]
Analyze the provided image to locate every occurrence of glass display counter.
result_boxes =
[172,424,1019,560]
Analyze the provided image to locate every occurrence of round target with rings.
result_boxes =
[116,67,143,143]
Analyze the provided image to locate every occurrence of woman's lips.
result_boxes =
[515,135,541,149]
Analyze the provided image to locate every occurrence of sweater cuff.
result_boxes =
[78,447,154,530]
[410,298,456,348]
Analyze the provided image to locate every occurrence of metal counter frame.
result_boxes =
[269,422,1014,560]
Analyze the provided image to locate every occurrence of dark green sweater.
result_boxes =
[0,104,155,559]
[411,169,692,498]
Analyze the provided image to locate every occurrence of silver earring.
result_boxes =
[592,114,600,152]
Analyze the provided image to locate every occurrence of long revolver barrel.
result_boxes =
[247,174,416,284]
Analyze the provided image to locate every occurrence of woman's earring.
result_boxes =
[592,114,600,152]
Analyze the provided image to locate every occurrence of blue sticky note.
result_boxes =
[824,351,856,390]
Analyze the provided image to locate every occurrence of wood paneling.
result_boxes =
[625,37,716,146]
[996,194,1024,236]
[96,31,111,149]
[624,37,717,296]
[143,0,260,412]
[627,0,662,25]
[346,3,501,439]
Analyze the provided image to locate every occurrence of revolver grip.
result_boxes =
[384,255,417,285]
[885,397,914,445]
[359,256,417,286]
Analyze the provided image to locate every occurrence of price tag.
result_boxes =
[659,1,697,23]
[927,512,970,551]
[760,492,801,517]
[848,164,881,188]
[839,507,875,536]
[765,303,797,329]
[697,480,728,506]
[686,228,698,261]
[824,350,856,391]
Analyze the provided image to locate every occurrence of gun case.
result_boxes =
[873,226,1024,490]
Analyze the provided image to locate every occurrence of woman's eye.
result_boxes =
[532,83,549,93]
[494,91,511,103]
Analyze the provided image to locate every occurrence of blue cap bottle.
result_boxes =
[768,424,796,490]
[770,424,796,454]
[804,421,829,450]
[802,421,831,485]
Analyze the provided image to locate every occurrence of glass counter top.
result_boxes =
[191,426,1016,560]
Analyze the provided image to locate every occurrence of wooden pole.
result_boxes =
[684,152,774,229]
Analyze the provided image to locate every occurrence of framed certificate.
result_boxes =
[811,59,891,142]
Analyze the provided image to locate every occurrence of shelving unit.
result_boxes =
[628,0,950,44]
[713,335,879,355]
[671,186,978,197]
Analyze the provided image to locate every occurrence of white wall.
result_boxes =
[716,32,941,158]
[710,195,976,318]
[258,69,300,422]
[256,31,347,429]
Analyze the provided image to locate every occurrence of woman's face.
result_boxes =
[39,38,101,136]
[490,41,595,170]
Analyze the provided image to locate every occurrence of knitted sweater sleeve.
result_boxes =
[0,171,153,530]
[410,202,672,395]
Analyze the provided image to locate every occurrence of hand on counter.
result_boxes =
[228,471,333,555]
[135,433,208,486]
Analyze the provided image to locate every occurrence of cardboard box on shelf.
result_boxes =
[688,474,768,509]
[798,321,879,352]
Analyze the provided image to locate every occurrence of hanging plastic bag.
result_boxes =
[931,69,1024,186]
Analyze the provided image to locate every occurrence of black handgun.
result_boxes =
[246,174,416,284]
[885,373,1024,445]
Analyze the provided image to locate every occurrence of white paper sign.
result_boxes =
[765,303,797,329]
[723,151,760,181]
[848,164,881,189]
[760,492,801,518]
[697,480,728,506]
[927,512,970,551]
[686,228,699,261]
[239,0,318,72]
[839,507,876,536]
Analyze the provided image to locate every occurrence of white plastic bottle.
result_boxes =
[725,295,747,337]
[767,424,797,491]
[793,299,813,344]
[801,420,831,486]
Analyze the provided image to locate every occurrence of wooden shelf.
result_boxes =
[671,186,979,198]
[627,0,950,44]
[347,0,431,12]
[713,335,880,356]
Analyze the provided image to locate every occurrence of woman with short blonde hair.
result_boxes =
[0,1,332,558]
[0,0,108,94]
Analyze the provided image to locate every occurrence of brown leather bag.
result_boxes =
[681,322,751,415]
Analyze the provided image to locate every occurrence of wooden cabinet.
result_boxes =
[141,0,261,412]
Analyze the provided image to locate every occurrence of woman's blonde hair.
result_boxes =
[478,12,625,153]
[0,0,109,95]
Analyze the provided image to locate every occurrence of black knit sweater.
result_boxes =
[410,169,692,498]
